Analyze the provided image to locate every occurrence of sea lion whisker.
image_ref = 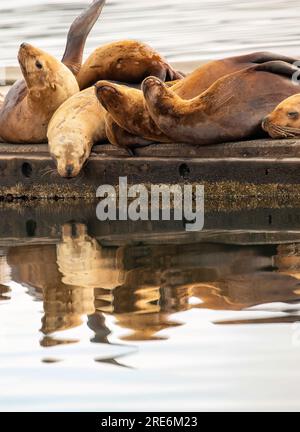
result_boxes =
[41,168,57,178]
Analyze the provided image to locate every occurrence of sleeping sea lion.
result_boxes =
[47,87,107,178]
[0,0,106,143]
[141,61,300,145]
[47,84,153,179]
[95,52,299,146]
[262,94,300,138]
[77,40,184,90]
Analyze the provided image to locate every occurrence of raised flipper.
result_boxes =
[243,51,299,65]
[253,60,299,77]
[62,0,106,75]
[142,76,188,120]
[95,81,171,143]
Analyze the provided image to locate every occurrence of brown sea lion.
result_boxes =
[77,40,184,90]
[95,52,299,146]
[96,81,171,143]
[0,0,106,143]
[141,61,300,145]
[262,94,300,138]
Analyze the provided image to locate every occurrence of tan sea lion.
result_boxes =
[77,40,184,90]
[262,94,300,138]
[140,61,300,145]
[0,0,106,143]
[95,52,299,146]
[47,87,107,178]
[48,84,154,178]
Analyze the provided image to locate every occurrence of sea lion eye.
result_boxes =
[288,111,299,119]
[35,60,43,70]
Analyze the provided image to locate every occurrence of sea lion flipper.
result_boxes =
[253,60,299,78]
[142,76,187,118]
[96,81,170,143]
[105,113,154,149]
[246,52,299,65]
[62,0,106,75]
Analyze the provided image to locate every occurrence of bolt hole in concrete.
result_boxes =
[21,162,33,178]
[26,219,37,237]
[179,163,190,179]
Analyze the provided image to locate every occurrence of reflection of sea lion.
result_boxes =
[95,52,299,146]
[77,40,183,90]
[57,223,125,288]
[0,0,106,143]
[141,61,300,145]
[262,94,300,138]
[47,87,107,178]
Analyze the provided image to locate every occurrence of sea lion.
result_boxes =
[262,94,300,138]
[77,40,184,90]
[141,61,300,145]
[48,84,155,178]
[96,82,171,143]
[0,0,106,143]
[47,87,107,178]
[95,52,299,146]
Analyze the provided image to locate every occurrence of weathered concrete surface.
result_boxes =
[0,140,300,199]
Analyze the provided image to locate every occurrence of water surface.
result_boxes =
[1,0,300,66]
[1,204,300,411]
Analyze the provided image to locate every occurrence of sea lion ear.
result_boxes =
[50,82,57,91]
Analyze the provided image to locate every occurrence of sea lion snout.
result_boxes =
[20,42,29,50]
[18,42,39,57]
[66,164,74,178]
[262,116,271,131]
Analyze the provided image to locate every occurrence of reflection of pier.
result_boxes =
[3,222,300,347]
[1,202,300,248]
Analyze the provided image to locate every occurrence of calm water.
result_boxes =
[1,204,300,411]
[2,0,300,66]
[2,0,300,413]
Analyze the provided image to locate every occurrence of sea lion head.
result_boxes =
[50,138,89,179]
[262,94,300,138]
[18,43,79,105]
